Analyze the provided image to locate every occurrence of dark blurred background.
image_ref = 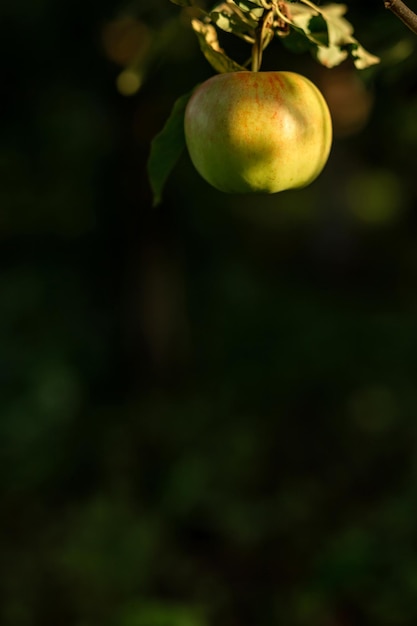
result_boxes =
[2,0,417,624]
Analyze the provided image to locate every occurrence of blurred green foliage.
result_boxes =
[2,0,417,625]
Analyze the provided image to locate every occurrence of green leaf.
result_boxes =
[191,18,247,73]
[280,29,313,54]
[284,1,380,69]
[319,3,380,68]
[236,0,265,19]
[308,14,329,46]
[147,90,193,207]
[347,42,381,70]
[211,2,258,42]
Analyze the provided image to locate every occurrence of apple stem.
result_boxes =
[384,0,417,34]
[252,31,262,71]
[251,7,275,71]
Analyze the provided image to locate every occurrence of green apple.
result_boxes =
[184,70,332,194]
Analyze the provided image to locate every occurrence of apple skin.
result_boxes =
[184,71,332,194]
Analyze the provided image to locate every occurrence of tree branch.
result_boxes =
[385,0,417,35]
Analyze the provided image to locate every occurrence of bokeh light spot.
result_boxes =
[116,69,143,96]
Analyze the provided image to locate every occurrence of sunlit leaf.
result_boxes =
[316,43,349,67]
[191,19,247,73]
[147,90,194,207]
[349,43,381,70]
[320,3,380,68]
[236,0,265,19]
[284,1,380,69]
[211,2,257,42]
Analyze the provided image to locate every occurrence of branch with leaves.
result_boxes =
[179,0,380,72]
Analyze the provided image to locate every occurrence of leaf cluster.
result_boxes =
[176,0,380,72]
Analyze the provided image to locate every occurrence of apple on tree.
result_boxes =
[148,0,380,205]
[184,70,332,194]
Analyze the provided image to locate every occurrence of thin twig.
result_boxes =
[385,0,417,35]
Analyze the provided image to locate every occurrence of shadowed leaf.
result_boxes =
[147,90,194,207]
